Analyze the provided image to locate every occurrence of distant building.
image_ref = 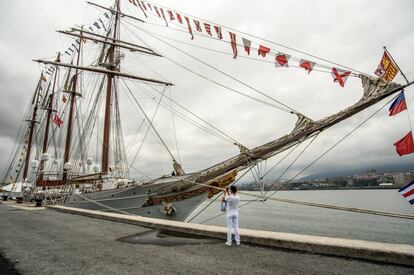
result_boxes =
[393,173,406,186]
[365,169,377,176]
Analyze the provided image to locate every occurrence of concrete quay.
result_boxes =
[0,203,413,275]
[49,205,414,267]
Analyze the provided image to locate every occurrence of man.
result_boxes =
[223,185,240,246]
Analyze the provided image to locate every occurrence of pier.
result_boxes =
[1,202,413,274]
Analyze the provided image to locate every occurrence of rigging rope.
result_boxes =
[121,79,177,172]
[133,18,358,77]
[122,22,281,148]
[195,93,402,224]
[139,25,304,115]
[262,133,319,184]
[122,20,295,114]
[183,178,414,222]
[187,165,255,223]
[141,0,372,77]
[136,21,302,114]
[194,134,315,222]
[264,93,401,201]
[124,76,238,144]
[169,88,182,164]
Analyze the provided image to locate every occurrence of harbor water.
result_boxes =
[187,189,414,245]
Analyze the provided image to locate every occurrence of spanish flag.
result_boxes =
[374,51,399,81]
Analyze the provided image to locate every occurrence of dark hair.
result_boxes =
[230,185,237,194]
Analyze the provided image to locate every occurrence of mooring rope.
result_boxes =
[183,179,414,222]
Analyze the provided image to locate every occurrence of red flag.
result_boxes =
[167,10,175,20]
[242,38,251,55]
[193,19,202,32]
[184,16,194,40]
[160,8,168,26]
[229,32,238,59]
[394,132,414,156]
[204,23,212,36]
[331,67,351,87]
[275,53,291,67]
[154,6,161,17]
[389,91,407,116]
[258,45,270,57]
[176,13,183,24]
[299,59,315,74]
[214,26,223,40]
[53,113,63,128]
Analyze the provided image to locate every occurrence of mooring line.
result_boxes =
[183,179,414,221]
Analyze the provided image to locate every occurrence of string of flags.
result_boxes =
[127,0,359,87]
[41,11,114,127]
[44,11,111,78]
[64,11,111,58]
[129,3,413,154]
[374,48,414,157]
[127,1,408,90]
[399,179,414,205]
[388,90,414,156]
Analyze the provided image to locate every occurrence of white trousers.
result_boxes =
[226,214,240,243]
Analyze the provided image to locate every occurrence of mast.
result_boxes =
[38,54,60,181]
[62,33,82,180]
[22,74,43,180]
[102,0,121,175]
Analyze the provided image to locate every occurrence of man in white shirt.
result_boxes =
[224,185,240,246]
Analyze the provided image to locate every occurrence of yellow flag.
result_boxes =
[374,51,399,81]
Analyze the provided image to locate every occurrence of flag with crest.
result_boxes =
[374,51,399,81]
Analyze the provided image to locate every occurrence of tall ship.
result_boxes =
[1,0,412,221]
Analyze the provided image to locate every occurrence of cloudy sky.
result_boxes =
[0,0,413,183]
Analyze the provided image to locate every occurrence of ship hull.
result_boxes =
[64,175,214,222]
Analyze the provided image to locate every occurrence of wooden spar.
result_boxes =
[60,31,158,55]
[101,0,121,175]
[57,30,162,57]
[33,59,173,86]
[194,78,413,183]
[22,75,43,180]
[38,55,60,181]
[69,27,153,52]
[62,31,83,180]
[87,1,144,23]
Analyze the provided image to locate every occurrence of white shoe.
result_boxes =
[225,241,232,246]
[236,241,240,246]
